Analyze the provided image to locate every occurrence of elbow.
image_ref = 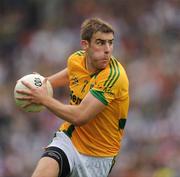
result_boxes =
[72,114,89,126]
[73,121,85,126]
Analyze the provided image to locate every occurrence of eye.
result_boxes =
[96,40,105,45]
[108,40,113,45]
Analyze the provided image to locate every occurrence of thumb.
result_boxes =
[43,78,48,85]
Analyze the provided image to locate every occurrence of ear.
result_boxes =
[81,40,89,50]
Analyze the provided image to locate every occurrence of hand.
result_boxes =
[16,78,49,107]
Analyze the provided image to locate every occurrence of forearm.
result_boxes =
[42,96,85,126]
[47,68,69,88]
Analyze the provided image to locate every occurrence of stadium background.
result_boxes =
[0,0,180,176]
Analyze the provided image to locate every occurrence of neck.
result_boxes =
[85,55,97,74]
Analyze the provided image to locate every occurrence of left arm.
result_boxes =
[16,80,106,126]
[41,92,106,126]
[47,68,69,88]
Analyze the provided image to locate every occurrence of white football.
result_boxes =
[14,73,53,112]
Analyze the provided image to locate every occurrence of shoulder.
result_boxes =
[68,50,85,65]
[110,56,128,83]
[93,56,129,98]
[67,50,86,75]
[98,56,128,86]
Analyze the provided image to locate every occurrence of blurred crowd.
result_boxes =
[0,0,180,177]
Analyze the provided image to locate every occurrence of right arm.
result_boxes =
[47,68,69,88]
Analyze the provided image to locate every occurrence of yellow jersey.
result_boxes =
[60,50,129,157]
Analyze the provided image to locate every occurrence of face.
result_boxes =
[82,31,114,72]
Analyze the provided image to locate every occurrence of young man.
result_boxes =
[16,18,129,177]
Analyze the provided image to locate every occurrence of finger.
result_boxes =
[22,102,32,108]
[21,80,34,89]
[15,96,32,100]
[43,78,48,84]
[22,102,41,108]
[16,89,31,95]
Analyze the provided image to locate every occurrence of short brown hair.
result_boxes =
[80,18,114,42]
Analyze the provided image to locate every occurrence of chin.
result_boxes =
[99,64,108,70]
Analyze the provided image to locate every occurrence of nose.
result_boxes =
[104,43,110,54]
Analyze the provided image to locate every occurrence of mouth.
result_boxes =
[99,59,109,68]
[102,57,110,62]
[102,60,109,64]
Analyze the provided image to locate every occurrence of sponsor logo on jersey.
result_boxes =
[70,90,82,104]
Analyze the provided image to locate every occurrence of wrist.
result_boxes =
[41,95,52,107]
